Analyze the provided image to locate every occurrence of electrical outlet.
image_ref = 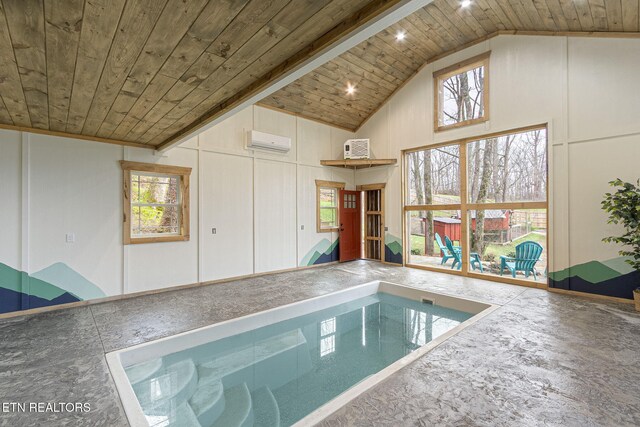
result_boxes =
[212,228,217,234]
[66,233,75,243]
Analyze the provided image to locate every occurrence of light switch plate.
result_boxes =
[66,233,75,243]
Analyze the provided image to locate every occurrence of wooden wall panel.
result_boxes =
[66,0,126,134]
[0,0,638,147]
[3,0,48,128]
[261,0,640,131]
[44,0,83,132]
[0,3,29,126]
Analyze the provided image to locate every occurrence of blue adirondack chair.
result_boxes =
[500,241,543,280]
[435,233,456,265]
[445,236,483,272]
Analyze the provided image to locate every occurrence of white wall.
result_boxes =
[0,130,22,271]
[355,34,640,274]
[28,134,123,297]
[0,105,354,311]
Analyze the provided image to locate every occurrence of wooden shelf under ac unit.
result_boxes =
[320,159,397,169]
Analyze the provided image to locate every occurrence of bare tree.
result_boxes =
[472,138,496,256]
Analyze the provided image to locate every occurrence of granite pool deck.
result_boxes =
[0,260,639,426]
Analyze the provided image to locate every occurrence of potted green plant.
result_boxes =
[602,179,640,311]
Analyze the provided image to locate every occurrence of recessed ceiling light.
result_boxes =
[346,83,355,95]
[461,0,472,7]
[395,31,406,41]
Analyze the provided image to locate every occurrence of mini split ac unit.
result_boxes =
[246,130,291,153]
[344,139,370,159]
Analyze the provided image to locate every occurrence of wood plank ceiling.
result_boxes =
[260,0,640,131]
[0,0,398,148]
[0,1,638,149]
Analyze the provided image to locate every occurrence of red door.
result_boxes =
[339,190,361,262]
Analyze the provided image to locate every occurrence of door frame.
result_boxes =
[357,183,386,262]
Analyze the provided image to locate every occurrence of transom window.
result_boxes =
[434,52,490,131]
[121,161,191,244]
[316,180,345,232]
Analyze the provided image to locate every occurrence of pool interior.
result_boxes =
[124,292,473,427]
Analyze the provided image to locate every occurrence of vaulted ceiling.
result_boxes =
[260,0,640,131]
[0,0,414,149]
[0,1,638,150]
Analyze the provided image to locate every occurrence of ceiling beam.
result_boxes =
[156,0,434,152]
[0,122,153,149]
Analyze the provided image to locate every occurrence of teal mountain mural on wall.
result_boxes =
[549,257,639,299]
[31,263,106,301]
[301,239,339,266]
[385,234,402,265]
[0,262,105,314]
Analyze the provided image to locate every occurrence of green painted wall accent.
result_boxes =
[384,233,403,264]
[0,263,68,300]
[0,262,105,301]
[32,263,106,300]
[601,257,635,276]
[549,258,627,284]
[301,238,338,266]
[385,233,402,256]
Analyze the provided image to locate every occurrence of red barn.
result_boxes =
[425,210,510,246]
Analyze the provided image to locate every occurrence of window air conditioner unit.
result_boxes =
[344,139,370,159]
[246,130,291,153]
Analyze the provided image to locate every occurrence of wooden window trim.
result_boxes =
[315,180,345,233]
[434,51,491,132]
[401,124,549,288]
[120,160,192,245]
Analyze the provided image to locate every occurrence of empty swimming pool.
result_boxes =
[107,282,494,427]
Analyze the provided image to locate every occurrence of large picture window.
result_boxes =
[121,161,191,244]
[434,52,490,132]
[403,125,548,286]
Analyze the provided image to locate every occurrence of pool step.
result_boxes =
[198,328,311,391]
[146,402,201,427]
[251,386,280,427]
[188,377,225,426]
[134,359,198,415]
[211,383,253,427]
[125,358,163,386]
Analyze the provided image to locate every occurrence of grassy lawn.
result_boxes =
[410,234,459,256]
[484,232,546,260]
[410,232,545,260]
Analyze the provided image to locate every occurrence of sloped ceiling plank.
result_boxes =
[95,0,210,139]
[65,0,126,134]
[3,0,48,129]
[0,2,30,126]
[260,0,640,133]
[80,0,168,136]
[44,0,83,132]
[621,0,639,31]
